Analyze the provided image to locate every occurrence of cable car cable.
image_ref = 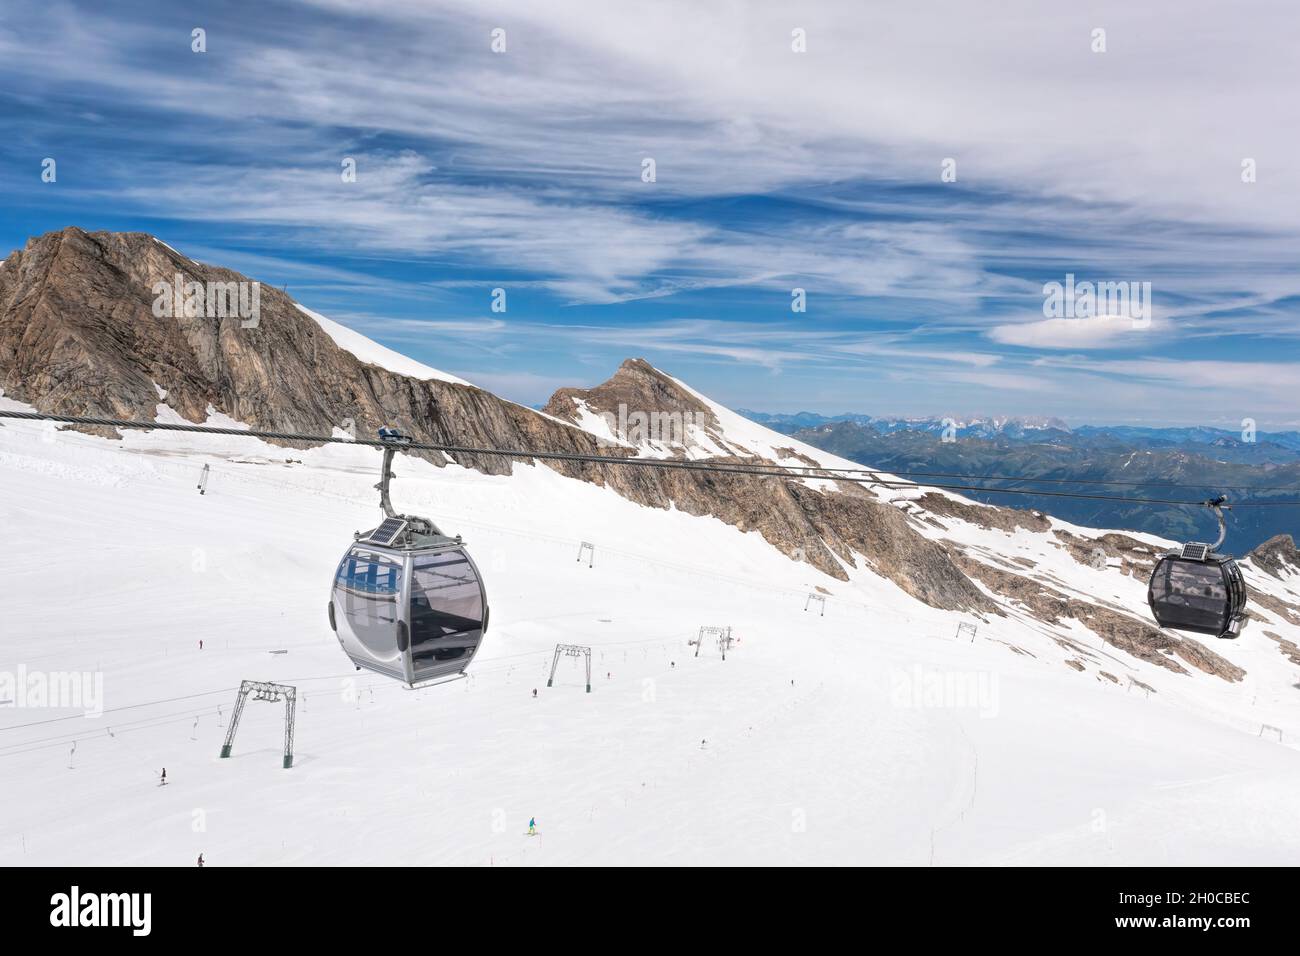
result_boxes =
[4,410,1300,507]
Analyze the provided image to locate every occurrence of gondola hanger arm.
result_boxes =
[1203,494,1229,551]
[375,427,441,535]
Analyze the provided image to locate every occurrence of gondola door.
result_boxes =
[407,547,487,682]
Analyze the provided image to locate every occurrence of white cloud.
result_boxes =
[285,0,1300,226]
[988,315,1157,349]
[1097,358,1300,393]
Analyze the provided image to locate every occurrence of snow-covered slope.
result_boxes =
[3,394,1300,865]
[666,368,870,470]
[292,304,473,387]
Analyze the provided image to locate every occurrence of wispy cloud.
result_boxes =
[1,0,1298,423]
[988,315,1158,350]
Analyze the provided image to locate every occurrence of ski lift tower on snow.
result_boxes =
[219,680,297,769]
[695,626,733,659]
[547,643,592,692]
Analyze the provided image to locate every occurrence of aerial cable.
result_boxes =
[2,410,1299,507]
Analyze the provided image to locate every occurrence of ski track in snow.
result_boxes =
[1,410,1300,865]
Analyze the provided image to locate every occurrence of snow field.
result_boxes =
[2,410,1299,864]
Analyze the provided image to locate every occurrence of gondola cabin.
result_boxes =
[1147,542,1247,639]
[327,428,489,685]
[330,518,488,685]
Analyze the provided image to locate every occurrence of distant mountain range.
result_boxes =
[739,410,1300,457]
[739,411,1300,549]
[738,410,1073,439]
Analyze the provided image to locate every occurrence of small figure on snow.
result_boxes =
[197,853,204,868]
[159,767,167,786]
[199,639,203,651]
[528,817,537,836]
[532,688,537,698]
[700,739,707,749]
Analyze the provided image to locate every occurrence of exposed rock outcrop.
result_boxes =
[1244,586,1300,627]
[1262,631,1300,665]
[1053,529,1160,578]
[916,492,1051,533]
[953,552,1245,681]
[1249,534,1300,580]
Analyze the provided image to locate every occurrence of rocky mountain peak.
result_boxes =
[1250,534,1300,579]
[2,228,660,480]
[543,357,716,439]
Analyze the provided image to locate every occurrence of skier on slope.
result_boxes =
[528,817,537,836]
[160,767,167,786]
[197,853,204,868]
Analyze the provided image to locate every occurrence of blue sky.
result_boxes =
[2,0,1299,426]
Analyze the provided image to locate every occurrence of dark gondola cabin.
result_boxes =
[1146,496,1248,640]
[1147,545,1246,639]
[327,430,489,684]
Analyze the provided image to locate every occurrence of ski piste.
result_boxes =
[3,391,1299,865]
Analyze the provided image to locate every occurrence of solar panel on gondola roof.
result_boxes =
[363,516,407,547]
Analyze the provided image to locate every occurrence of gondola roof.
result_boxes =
[355,523,463,553]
